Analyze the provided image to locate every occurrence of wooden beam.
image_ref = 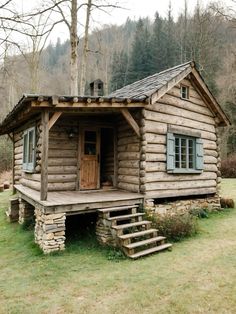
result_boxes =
[120,108,140,137]
[40,110,49,201]
[31,100,145,109]
[48,112,62,130]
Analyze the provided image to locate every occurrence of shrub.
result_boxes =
[148,212,198,242]
[189,208,209,218]
[221,154,236,178]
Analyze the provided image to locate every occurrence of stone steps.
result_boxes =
[124,236,166,249]
[97,203,172,259]
[129,243,172,259]
[119,228,158,240]
[112,220,151,231]
[107,212,144,222]
[98,204,139,214]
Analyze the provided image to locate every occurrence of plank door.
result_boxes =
[80,128,100,190]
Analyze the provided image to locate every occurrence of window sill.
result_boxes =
[167,169,202,174]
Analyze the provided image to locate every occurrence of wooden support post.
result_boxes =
[48,112,62,130]
[41,110,49,201]
[120,108,140,137]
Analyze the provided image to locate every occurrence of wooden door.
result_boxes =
[80,128,100,190]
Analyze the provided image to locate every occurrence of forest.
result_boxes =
[0,0,236,173]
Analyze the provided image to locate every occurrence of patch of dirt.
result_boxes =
[0,170,12,185]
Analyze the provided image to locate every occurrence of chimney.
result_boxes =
[89,79,104,96]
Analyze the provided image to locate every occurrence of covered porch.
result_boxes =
[15,184,144,214]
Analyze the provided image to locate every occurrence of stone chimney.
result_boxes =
[89,79,104,96]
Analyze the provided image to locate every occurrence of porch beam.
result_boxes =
[48,112,62,130]
[120,108,140,138]
[31,100,145,108]
[40,110,49,201]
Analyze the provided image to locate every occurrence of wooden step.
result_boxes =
[108,213,144,221]
[124,236,166,249]
[118,229,157,240]
[98,204,139,213]
[129,243,172,259]
[112,220,151,230]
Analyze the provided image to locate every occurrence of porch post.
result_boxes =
[40,110,49,201]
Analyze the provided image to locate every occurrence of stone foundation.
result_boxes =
[34,208,66,253]
[145,196,221,216]
[96,213,117,247]
[18,198,35,224]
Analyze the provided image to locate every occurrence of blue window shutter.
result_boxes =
[196,138,204,170]
[167,133,175,171]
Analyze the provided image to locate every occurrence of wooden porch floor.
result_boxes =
[15,184,144,214]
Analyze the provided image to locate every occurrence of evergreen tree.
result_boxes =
[109,50,128,92]
[150,12,167,73]
[127,18,153,84]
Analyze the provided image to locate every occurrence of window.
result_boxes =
[181,85,189,99]
[23,127,36,172]
[167,133,203,173]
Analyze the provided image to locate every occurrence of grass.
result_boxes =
[0,181,236,313]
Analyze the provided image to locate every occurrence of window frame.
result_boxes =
[166,132,203,174]
[180,85,189,100]
[22,126,36,173]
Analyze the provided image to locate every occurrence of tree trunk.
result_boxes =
[70,0,78,95]
[79,0,92,95]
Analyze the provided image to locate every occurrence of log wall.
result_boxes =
[17,117,78,192]
[14,120,41,188]
[144,78,219,199]
[117,112,141,193]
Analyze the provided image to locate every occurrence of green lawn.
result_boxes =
[0,181,236,314]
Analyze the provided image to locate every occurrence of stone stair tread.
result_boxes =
[108,213,145,221]
[124,236,166,249]
[112,220,151,230]
[98,204,139,213]
[129,243,172,259]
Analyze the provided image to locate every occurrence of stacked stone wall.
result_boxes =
[34,209,66,253]
[145,196,221,216]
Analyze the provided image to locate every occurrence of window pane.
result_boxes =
[28,130,34,163]
[23,134,28,163]
[85,131,96,142]
[84,143,96,155]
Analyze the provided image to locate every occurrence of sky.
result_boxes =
[9,0,236,46]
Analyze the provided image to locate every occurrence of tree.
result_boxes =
[127,18,153,84]
[109,49,128,92]
[150,12,166,73]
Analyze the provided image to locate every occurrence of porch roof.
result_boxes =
[0,94,146,135]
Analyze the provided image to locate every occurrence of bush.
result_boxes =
[221,154,236,178]
[189,208,209,218]
[148,212,198,242]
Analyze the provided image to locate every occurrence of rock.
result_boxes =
[3,181,10,189]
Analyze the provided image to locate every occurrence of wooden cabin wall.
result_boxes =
[46,118,78,191]
[18,117,78,192]
[14,129,23,185]
[117,112,141,193]
[144,78,218,199]
[16,120,41,190]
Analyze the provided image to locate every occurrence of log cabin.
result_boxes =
[0,61,230,258]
